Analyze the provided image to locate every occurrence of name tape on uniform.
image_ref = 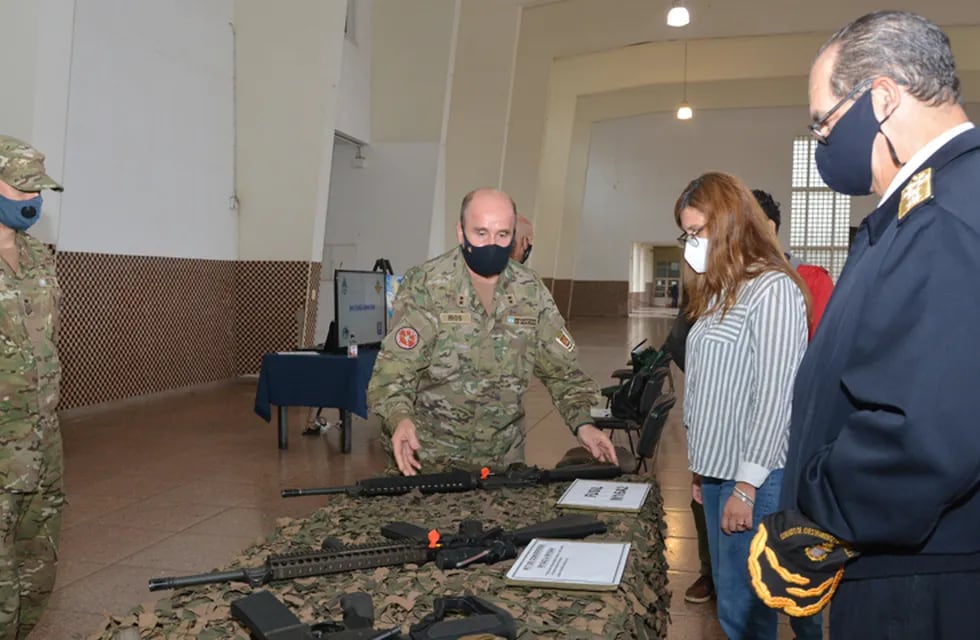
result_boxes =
[440,312,472,324]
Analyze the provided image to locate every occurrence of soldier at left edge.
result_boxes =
[0,134,66,640]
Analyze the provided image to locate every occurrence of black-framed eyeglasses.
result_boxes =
[677,227,704,247]
[809,78,873,144]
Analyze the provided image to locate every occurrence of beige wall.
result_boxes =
[234,0,347,261]
[442,0,522,248]
[372,0,457,143]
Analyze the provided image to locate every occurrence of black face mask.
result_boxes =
[461,232,513,277]
[520,243,532,264]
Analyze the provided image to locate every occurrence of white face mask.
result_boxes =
[684,238,709,273]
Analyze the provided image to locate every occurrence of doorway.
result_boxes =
[629,243,682,316]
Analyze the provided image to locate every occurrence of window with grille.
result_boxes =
[790,136,851,281]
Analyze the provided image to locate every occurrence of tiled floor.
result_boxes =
[30,315,820,639]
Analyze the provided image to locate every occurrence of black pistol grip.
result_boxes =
[340,592,375,629]
[410,596,517,640]
[230,590,315,640]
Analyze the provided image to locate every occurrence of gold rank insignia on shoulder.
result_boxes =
[556,327,575,352]
[898,167,934,221]
[440,312,472,324]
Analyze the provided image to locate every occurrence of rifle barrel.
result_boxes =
[281,486,353,498]
[148,568,254,592]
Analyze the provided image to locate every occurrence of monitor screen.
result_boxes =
[334,270,387,348]
[385,274,404,321]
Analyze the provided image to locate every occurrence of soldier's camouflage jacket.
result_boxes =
[367,248,599,469]
[0,232,61,493]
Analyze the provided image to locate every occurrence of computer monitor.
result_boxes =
[385,273,404,321]
[334,269,387,349]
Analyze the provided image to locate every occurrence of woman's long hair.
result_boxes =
[674,172,812,326]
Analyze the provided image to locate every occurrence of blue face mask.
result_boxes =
[461,232,514,277]
[814,89,908,196]
[0,193,42,231]
[814,90,881,195]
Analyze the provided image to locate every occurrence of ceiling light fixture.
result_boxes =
[667,1,690,28]
[676,42,693,120]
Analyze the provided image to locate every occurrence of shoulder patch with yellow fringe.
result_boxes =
[748,510,857,617]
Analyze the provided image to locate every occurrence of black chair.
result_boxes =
[608,364,669,423]
[558,392,675,474]
[595,375,672,459]
[633,393,676,472]
[602,344,674,407]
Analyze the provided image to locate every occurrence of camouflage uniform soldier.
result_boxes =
[0,135,65,639]
[368,188,618,475]
[510,214,533,264]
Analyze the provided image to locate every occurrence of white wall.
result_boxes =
[315,140,439,341]
[0,0,76,246]
[578,106,810,281]
[336,0,372,142]
[0,0,39,141]
[58,0,236,259]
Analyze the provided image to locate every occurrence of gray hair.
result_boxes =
[819,11,960,105]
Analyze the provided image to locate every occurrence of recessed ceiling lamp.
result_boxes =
[667,1,690,28]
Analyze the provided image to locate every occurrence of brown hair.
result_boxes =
[674,172,811,325]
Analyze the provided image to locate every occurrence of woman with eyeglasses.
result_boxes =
[675,171,810,639]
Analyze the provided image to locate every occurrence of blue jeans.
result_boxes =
[702,470,786,640]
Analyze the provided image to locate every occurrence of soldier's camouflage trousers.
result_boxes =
[0,426,64,640]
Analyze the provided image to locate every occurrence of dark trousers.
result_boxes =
[831,571,980,639]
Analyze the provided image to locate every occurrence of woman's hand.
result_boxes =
[691,473,703,504]
[721,482,756,535]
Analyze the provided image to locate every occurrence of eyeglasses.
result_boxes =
[677,227,705,247]
[809,78,873,144]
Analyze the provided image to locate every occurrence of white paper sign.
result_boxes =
[505,539,630,590]
[556,479,652,512]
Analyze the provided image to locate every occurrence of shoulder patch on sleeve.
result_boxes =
[898,167,933,222]
[395,326,419,350]
[556,327,575,352]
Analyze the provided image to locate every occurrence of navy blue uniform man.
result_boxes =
[781,11,980,639]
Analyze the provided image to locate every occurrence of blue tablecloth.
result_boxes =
[254,348,379,422]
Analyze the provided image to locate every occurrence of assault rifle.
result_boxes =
[148,514,606,592]
[281,462,623,498]
[231,589,516,640]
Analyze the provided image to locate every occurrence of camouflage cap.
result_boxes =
[0,134,63,192]
[748,510,858,617]
[556,445,637,474]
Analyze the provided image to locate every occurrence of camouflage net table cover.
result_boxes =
[90,477,669,639]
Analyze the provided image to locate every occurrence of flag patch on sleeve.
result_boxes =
[556,327,575,352]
